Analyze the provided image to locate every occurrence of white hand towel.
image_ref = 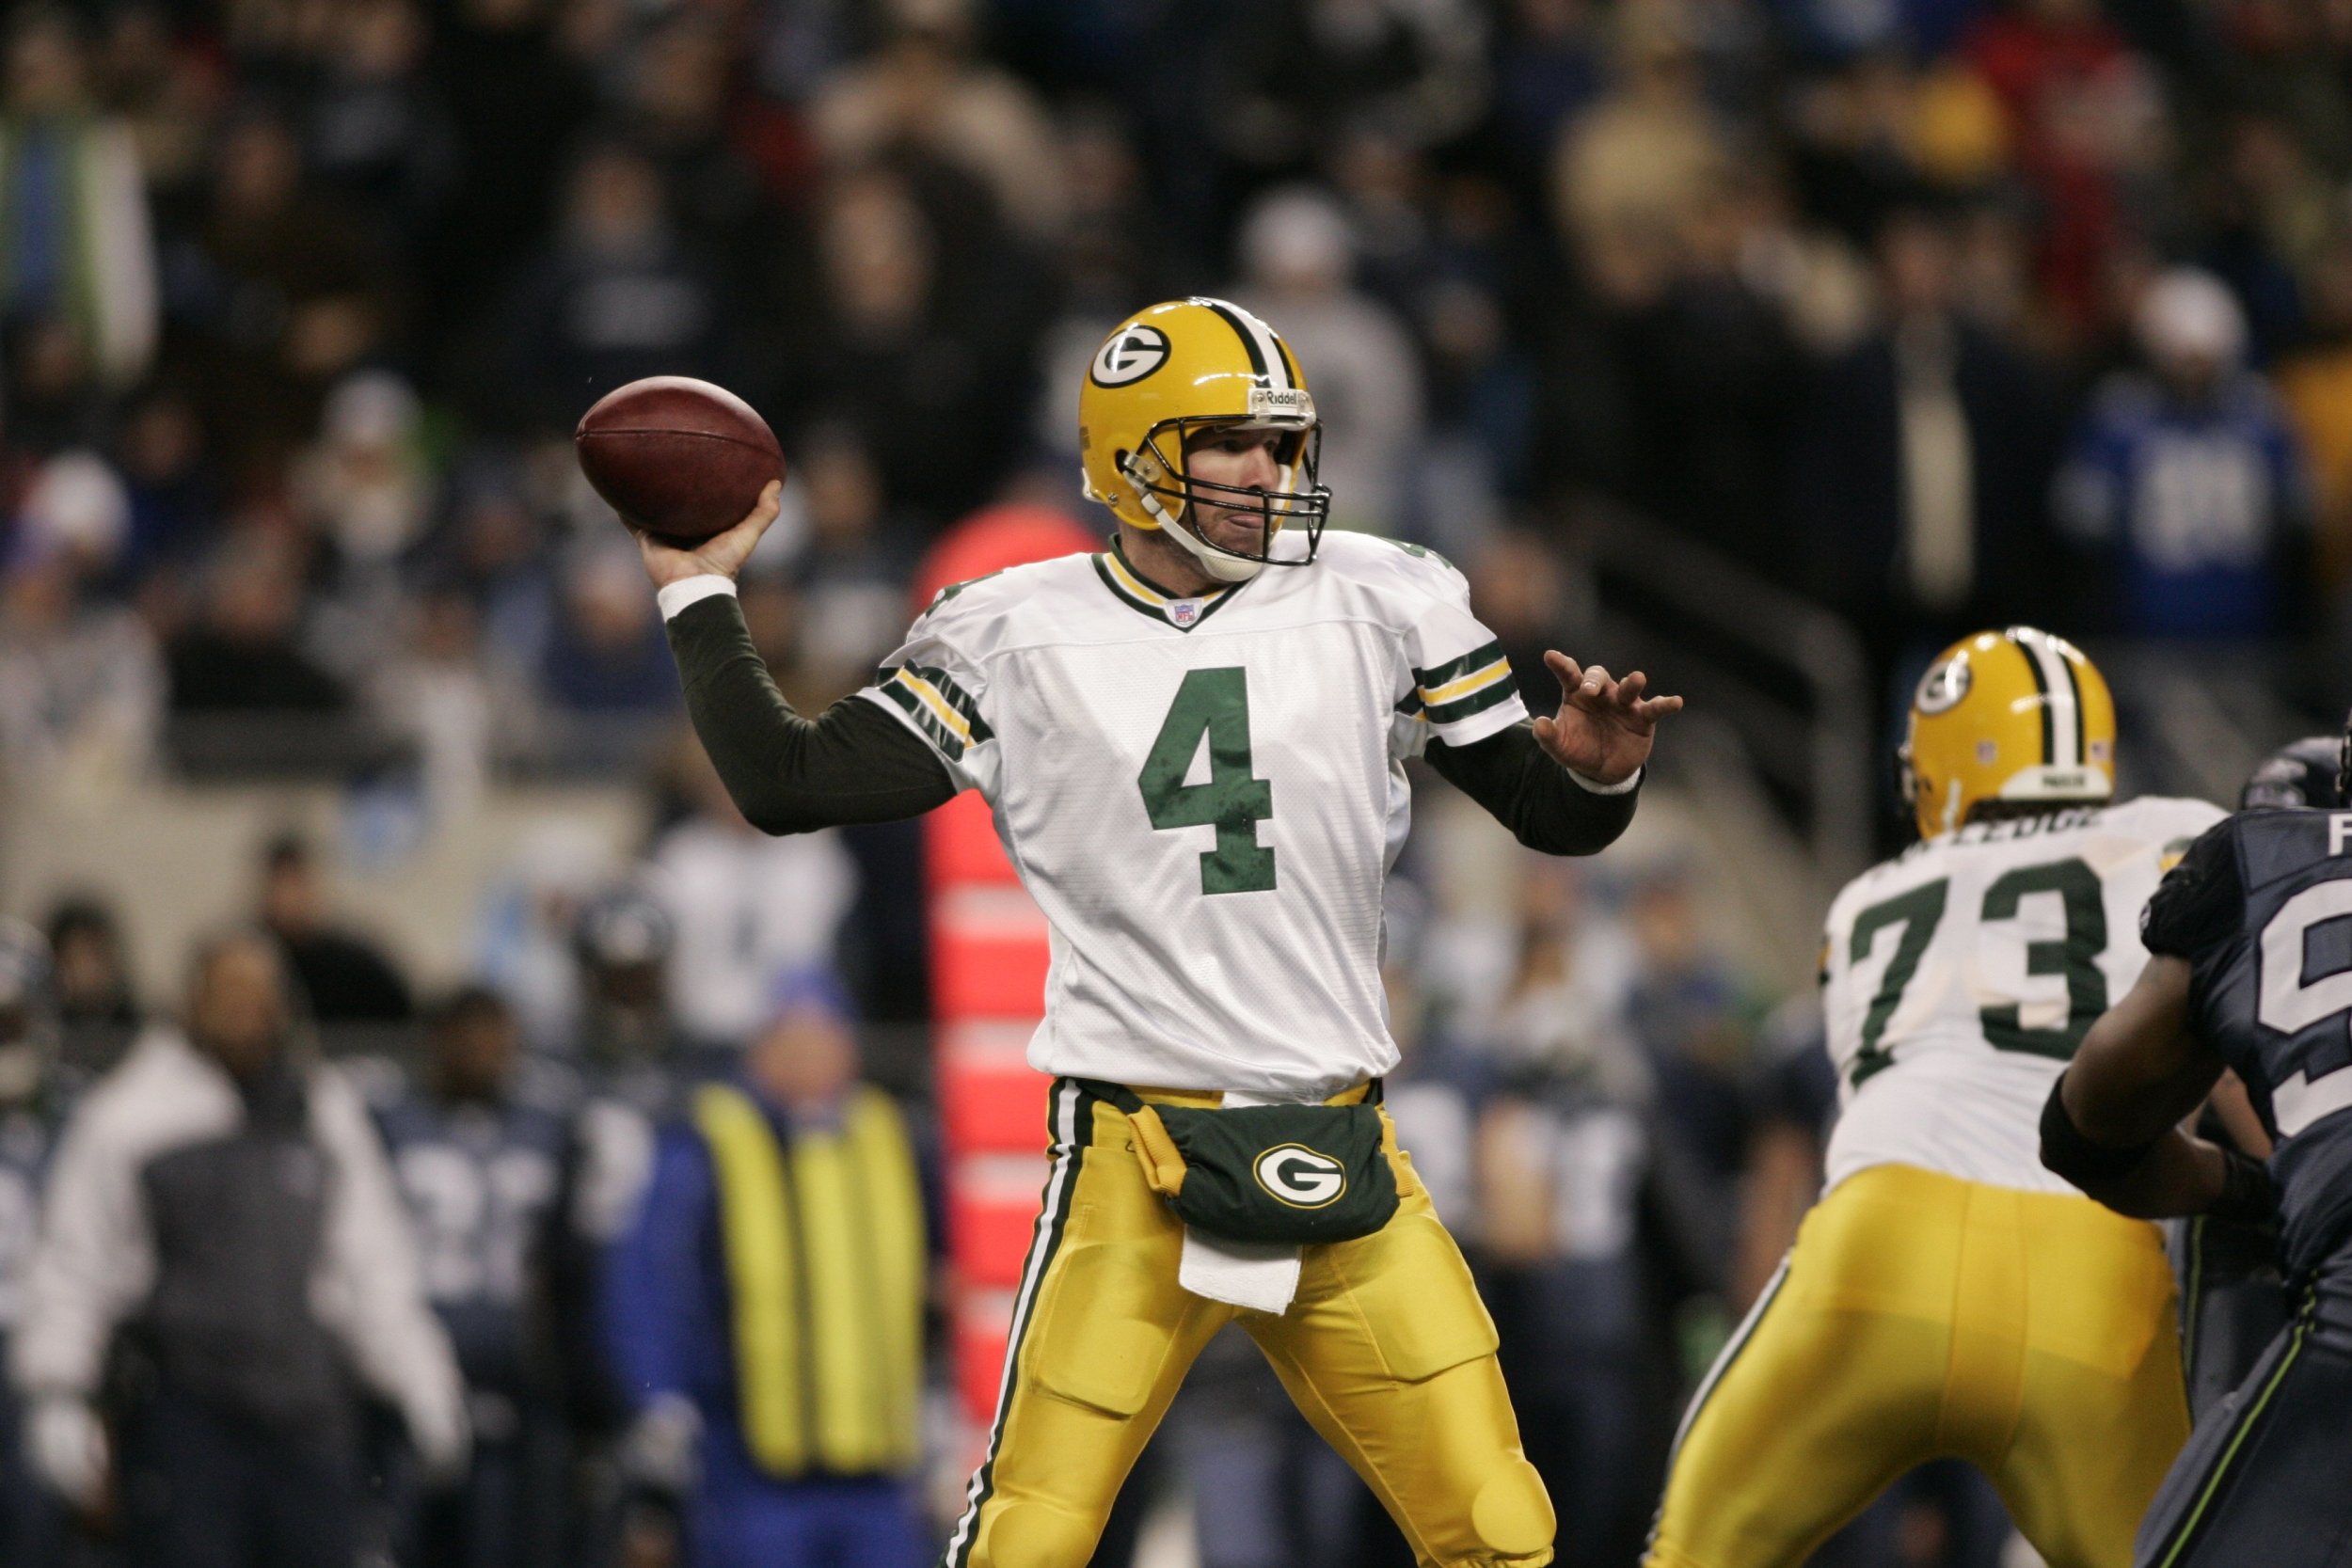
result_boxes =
[1175,1089,1304,1314]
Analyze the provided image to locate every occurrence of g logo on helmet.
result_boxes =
[1253,1144,1346,1209]
[1915,653,1972,716]
[1090,325,1171,388]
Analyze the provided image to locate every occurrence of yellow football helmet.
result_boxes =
[1901,626,2117,840]
[1077,297,1329,582]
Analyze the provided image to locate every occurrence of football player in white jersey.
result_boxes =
[1645,627,2219,1568]
[631,298,1679,1568]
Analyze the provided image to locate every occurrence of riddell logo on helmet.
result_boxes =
[1248,387,1312,420]
[1090,325,1171,387]
[1254,1145,1346,1208]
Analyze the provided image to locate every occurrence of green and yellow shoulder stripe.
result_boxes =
[1397,640,1517,727]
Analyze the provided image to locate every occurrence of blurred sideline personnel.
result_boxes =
[0,921,72,1568]
[640,298,1678,1568]
[546,885,710,1558]
[257,832,414,1023]
[1648,628,2219,1568]
[603,971,930,1568]
[548,885,689,1424]
[12,930,469,1568]
[375,987,569,1568]
[44,899,138,1039]
[2044,715,2352,1566]
[2158,741,2328,1423]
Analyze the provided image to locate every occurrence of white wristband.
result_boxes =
[1567,764,1642,796]
[657,576,738,621]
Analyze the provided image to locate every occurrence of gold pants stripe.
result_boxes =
[1661,1254,1790,1478]
[941,1078,1557,1568]
[1645,1163,2188,1568]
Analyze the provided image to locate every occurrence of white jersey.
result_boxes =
[1820,794,2224,1196]
[857,531,1533,1096]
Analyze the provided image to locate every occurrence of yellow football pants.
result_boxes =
[941,1078,1554,1568]
[1645,1163,2188,1568]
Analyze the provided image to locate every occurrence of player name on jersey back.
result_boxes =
[1820,795,2224,1196]
[858,533,1530,1098]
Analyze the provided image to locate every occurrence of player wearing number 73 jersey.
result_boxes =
[1646,627,2219,1568]
[635,298,1680,1568]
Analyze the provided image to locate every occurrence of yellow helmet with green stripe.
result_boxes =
[1078,298,1330,582]
[1901,626,2116,841]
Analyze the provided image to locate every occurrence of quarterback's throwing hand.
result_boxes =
[635,480,783,589]
[1533,651,1683,785]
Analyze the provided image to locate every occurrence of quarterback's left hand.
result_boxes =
[1533,651,1682,785]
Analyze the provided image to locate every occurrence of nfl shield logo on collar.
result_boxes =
[1170,599,1203,627]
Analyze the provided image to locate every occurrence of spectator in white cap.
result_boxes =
[297,372,433,570]
[14,452,130,578]
[2054,267,2312,640]
[2137,268,2249,398]
[299,372,438,686]
[0,452,162,781]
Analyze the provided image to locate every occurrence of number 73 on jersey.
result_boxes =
[1846,858,2109,1085]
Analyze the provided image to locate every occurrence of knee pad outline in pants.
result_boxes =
[969,1496,1101,1568]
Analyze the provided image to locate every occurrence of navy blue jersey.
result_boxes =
[374,1095,568,1390]
[542,1045,728,1433]
[2144,808,2352,1276]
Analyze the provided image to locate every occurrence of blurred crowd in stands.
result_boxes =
[5,0,2352,1561]
[7,0,2352,788]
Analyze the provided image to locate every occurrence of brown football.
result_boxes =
[574,376,786,542]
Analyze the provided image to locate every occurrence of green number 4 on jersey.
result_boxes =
[1138,667,1278,895]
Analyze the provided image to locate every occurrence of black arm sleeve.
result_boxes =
[664,593,957,835]
[2140,818,2244,961]
[1422,721,1640,855]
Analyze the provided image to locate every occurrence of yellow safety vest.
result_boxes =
[692,1083,926,1478]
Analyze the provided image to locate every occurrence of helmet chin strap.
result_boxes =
[1123,460,1267,584]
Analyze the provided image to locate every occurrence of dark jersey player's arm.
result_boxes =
[2039,821,2270,1223]
[666,593,956,834]
[1423,721,1640,856]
